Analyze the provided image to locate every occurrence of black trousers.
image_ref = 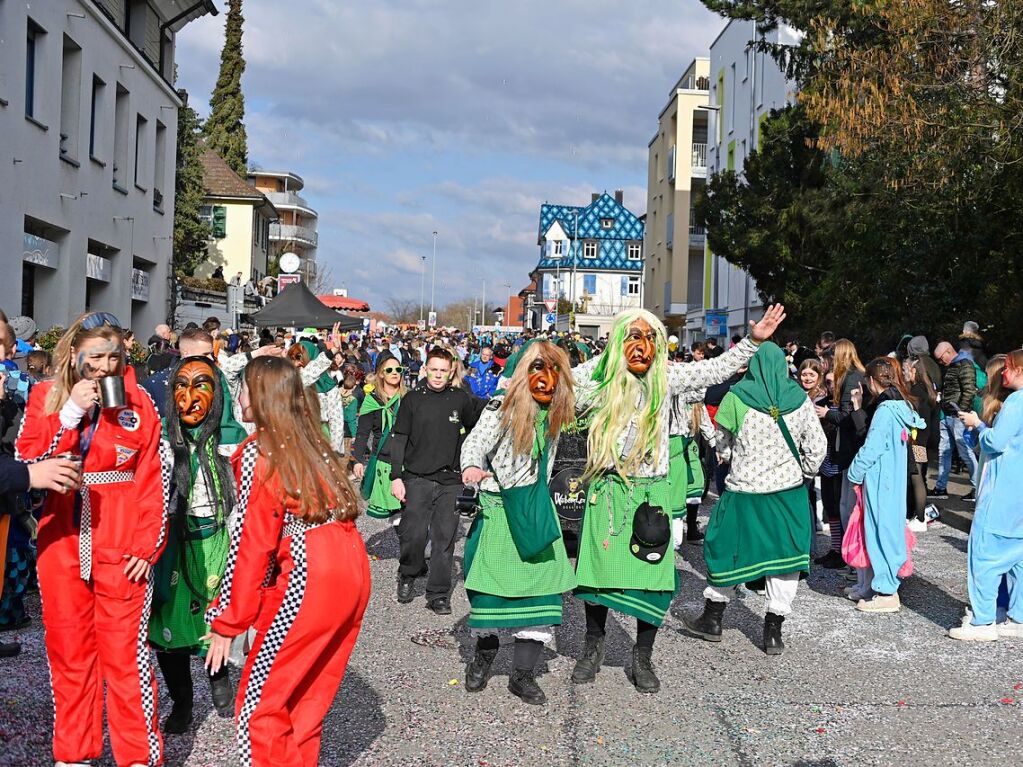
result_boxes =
[398,476,462,600]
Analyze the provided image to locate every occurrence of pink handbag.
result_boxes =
[841,486,871,568]
[841,485,917,575]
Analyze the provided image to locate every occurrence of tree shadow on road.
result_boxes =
[319,668,387,767]
[900,573,968,629]
[941,533,968,554]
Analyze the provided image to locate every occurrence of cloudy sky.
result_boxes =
[176,0,722,313]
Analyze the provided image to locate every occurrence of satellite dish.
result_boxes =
[279,252,301,274]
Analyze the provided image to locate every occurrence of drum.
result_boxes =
[550,424,589,523]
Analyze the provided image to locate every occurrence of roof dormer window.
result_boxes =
[600,218,615,229]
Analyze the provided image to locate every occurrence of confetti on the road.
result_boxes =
[448,679,459,685]
[1001,698,1015,704]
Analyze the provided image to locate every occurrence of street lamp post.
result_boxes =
[419,255,426,323]
[430,231,437,313]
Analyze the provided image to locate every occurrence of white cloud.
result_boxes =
[175,0,722,310]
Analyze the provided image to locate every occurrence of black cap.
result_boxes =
[629,502,670,564]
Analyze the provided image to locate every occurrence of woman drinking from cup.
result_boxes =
[16,312,168,767]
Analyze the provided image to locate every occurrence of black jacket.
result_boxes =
[826,370,870,470]
[389,385,484,485]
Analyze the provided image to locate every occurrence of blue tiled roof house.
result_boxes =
[531,190,645,336]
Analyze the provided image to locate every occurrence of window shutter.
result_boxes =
[212,206,227,238]
[621,276,628,296]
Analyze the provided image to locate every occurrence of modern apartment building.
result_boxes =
[532,191,644,338]
[248,169,319,284]
[643,58,710,336]
[0,0,216,333]
[688,19,799,342]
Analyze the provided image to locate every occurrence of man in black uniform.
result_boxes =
[390,347,482,615]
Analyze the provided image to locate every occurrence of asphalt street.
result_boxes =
[1,496,1016,767]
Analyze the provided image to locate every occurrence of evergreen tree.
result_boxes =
[173,93,211,278]
[204,0,248,175]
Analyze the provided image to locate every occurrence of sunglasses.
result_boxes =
[82,312,121,330]
[382,365,406,374]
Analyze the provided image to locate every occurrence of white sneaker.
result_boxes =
[949,622,999,641]
[997,618,1023,638]
[907,518,928,533]
[856,593,901,613]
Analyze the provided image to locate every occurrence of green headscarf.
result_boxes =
[299,340,337,394]
[715,342,807,435]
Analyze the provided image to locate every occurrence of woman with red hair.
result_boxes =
[204,356,370,766]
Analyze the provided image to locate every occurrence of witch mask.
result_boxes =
[173,359,217,427]
[528,357,560,404]
[624,319,657,375]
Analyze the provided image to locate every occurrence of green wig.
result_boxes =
[583,308,669,480]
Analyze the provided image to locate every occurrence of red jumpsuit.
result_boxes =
[207,437,371,767]
[16,367,168,767]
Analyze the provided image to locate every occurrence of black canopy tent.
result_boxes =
[247,281,365,330]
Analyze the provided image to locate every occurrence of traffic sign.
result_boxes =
[545,312,557,326]
[543,299,557,313]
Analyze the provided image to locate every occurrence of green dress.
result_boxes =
[463,416,577,629]
[702,342,813,588]
[574,473,678,626]
[149,387,246,655]
[358,391,402,518]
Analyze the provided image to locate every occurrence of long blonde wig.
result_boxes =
[45,315,124,414]
[583,308,668,480]
[499,341,575,457]
[831,338,865,407]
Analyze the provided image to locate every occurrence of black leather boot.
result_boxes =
[626,645,660,693]
[570,635,605,684]
[209,665,235,717]
[685,505,704,543]
[157,652,194,734]
[508,669,546,705]
[683,599,725,642]
[464,644,499,692]
[764,612,785,656]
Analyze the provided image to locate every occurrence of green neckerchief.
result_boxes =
[727,341,807,420]
[532,407,549,461]
[359,389,401,433]
[300,340,337,394]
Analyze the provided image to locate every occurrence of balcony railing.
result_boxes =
[270,223,318,247]
[265,190,316,214]
[690,211,706,246]
[692,143,708,172]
